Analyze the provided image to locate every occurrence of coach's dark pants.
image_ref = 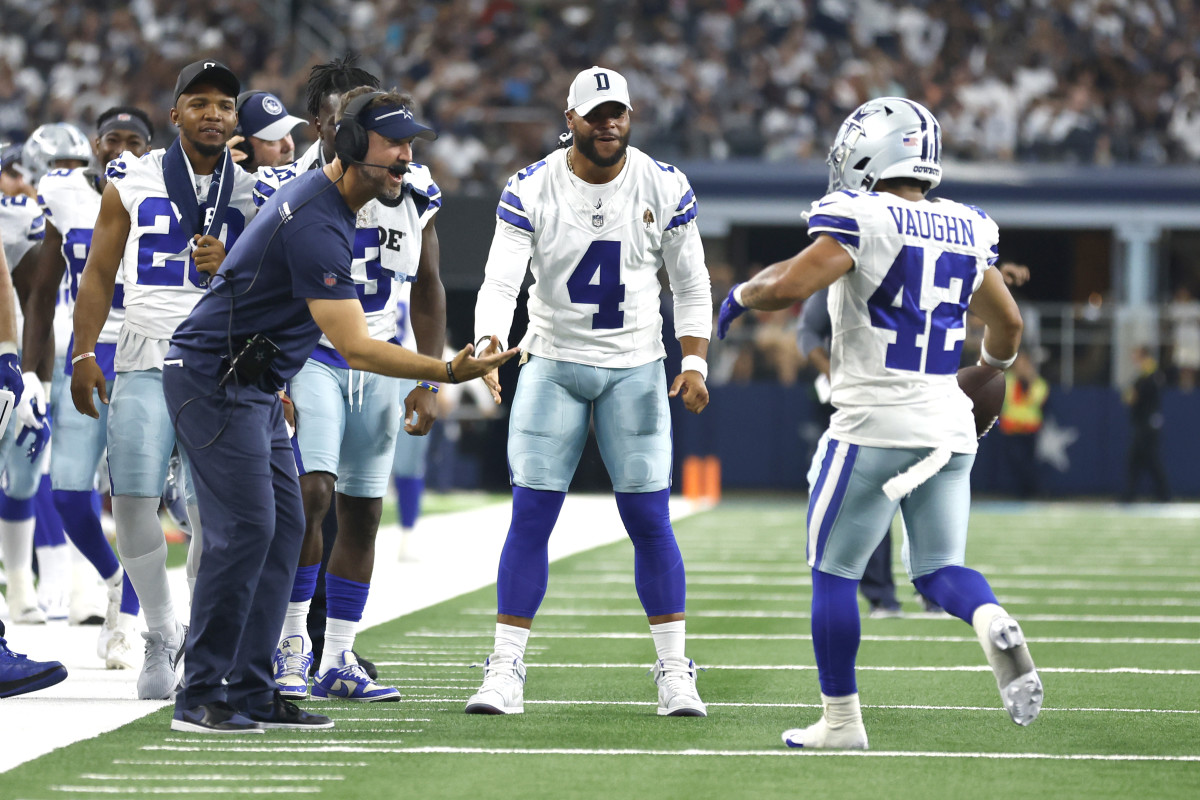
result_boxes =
[163,361,304,711]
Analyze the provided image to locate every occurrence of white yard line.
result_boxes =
[371,660,1200,675]
[400,631,1200,645]
[0,495,699,775]
[137,745,1200,763]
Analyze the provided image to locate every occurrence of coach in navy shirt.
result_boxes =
[164,87,516,734]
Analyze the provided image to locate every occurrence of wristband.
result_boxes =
[980,343,1017,370]
[732,283,747,307]
[680,354,708,380]
[445,360,458,384]
[416,381,440,394]
[71,351,97,366]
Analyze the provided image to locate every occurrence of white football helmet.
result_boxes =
[826,97,942,194]
[19,122,92,182]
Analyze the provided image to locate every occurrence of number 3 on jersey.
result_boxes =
[867,244,975,375]
[567,240,625,329]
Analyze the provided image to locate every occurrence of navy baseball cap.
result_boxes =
[361,104,437,142]
[236,91,306,140]
[174,60,240,102]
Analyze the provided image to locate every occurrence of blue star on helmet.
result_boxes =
[850,106,880,123]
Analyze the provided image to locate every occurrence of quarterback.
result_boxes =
[469,66,712,717]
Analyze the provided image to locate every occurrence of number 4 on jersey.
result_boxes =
[867,244,975,374]
[567,240,625,329]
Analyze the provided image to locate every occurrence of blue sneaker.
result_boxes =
[273,635,312,699]
[311,651,400,702]
[171,701,264,734]
[0,633,67,698]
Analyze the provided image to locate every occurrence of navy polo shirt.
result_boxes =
[169,169,359,388]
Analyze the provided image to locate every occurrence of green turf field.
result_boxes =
[7,500,1199,800]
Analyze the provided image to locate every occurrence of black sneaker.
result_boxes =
[354,651,378,681]
[245,690,334,730]
[171,701,263,734]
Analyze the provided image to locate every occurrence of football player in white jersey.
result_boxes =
[21,109,153,668]
[468,67,712,717]
[0,156,47,625]
[718,97,1040,748]
[257,78,446,702]
[70,60,259,699]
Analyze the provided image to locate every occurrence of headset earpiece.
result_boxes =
[234,91,255,138]
[333,90,386,165]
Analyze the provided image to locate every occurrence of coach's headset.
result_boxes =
[334,90,410,178]
[232,91,257,165]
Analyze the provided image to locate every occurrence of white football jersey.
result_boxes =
[253,154,442,363]
[38,168,124,347]
[474,146,712,368]
[808,189,999,454]
[108,149,258,351]
[0,193,43,337]
[0,193,42,275]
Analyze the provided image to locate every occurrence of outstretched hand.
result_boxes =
[447,336,519,386]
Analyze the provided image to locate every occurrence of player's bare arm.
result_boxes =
[308,297,517,383]
[21,219,68,376]
[404,216,447,435]
[745,236,854,310]
[71,182,128,417]
[669,335,710,414]
[968,266,1023,365]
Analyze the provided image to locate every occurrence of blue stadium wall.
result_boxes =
[670,384,1200,498]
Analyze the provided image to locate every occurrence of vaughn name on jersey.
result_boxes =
[253,144,441,368]
[38,167,125,355]
[807,188,1000,454]
[106,148,258,367]
[474,145,712,368]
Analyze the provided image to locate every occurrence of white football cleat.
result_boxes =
[6,569,47,625]
[652,657,707,717]
[465,655,526,714]
[982,615,1043,726]
[105,615,139,670]
[782,715,869,749]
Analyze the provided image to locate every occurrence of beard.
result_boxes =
[187,135,226,158]
[574,129,630,168]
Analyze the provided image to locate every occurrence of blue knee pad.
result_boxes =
[615,489,686,617]
[496,487,565,618]
[912,566,998,624]
[812,569,861,696]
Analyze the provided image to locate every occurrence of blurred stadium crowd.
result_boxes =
[1,0,1198,197]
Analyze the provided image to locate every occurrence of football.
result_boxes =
[957,364,1006,438]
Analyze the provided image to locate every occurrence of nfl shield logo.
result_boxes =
[592,213,604,228]
[323,272,337,286]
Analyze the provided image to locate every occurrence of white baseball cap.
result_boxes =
[566,66,632,116]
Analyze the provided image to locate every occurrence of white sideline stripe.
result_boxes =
[1,495,700,775]
[549,591,1200,607]
[113,761,370,768]
[143,747,403,754]
[161,738,410,746]
[141,746,1200,763]
[403,631,1200,645]
[50,788,322,795]
[333,718,432,722]
[463,608,1200,623]
[375,660,1200,675]
[79,775,345,782]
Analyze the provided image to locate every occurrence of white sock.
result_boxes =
[650,619,686,662]
[494,622,530,661]
[0,516,35,577]
[281,599,311,647]
[104,566,124,591]
[320,617,358,674]
[185,503,203,598]
[821,692,863,727]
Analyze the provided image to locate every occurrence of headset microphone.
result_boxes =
[354,161,409,178]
